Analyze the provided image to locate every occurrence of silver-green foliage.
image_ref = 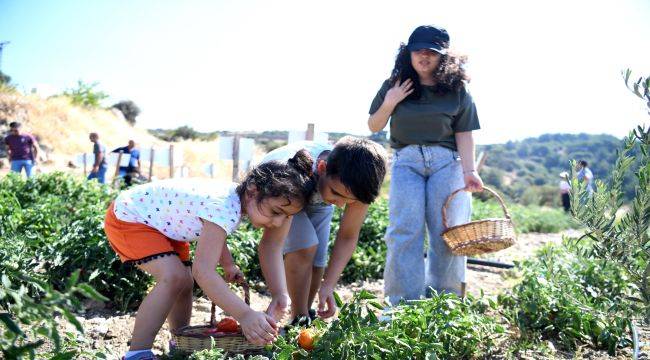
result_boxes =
[570,70,650,321]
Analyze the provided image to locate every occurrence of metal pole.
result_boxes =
[306,123,315,141]
[148,148,155,181]
[232,134,240,181]
[467,258,514,269]
[169,145,174,178]
[0,41,10,71]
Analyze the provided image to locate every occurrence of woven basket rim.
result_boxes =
[442,217,514,235]
[171,324,245,339]
[451,236,516,249]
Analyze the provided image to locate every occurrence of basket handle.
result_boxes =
[442,186,511,229]
[209,277,250,327]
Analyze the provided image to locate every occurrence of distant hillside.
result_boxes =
[478,133,638,206]
[0,91,163,166]
[0,91,233,180]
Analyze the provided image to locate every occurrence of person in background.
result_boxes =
[368,24,483,305]
[559,172,571,212]
[4,121,39,178]
[112,140,141,186]
[577,160,594,195]
[88,132,108,184]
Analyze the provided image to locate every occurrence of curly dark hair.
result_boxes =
[236,149,316,208]
[389,43,470,98]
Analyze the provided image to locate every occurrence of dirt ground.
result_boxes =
[61,230,647,359]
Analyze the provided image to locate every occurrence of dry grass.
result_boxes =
[0,91,255,182]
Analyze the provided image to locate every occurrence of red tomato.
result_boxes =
[216,317,239,333]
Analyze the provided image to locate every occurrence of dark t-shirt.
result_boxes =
[93,142,108,166]
[369,80,481,150]
[112,146,140,170]
[4,133,35,160]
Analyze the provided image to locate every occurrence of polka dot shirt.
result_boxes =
[113,178,241,241]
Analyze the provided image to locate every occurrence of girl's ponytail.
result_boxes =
[237,150,316,208]
[287,149,313,178]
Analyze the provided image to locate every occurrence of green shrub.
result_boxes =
[569,72,650,321]
[273,290,504,359]
[0,266,108,359]
[329,200,388,283]
[499,243,634,355]
[472,199,576,233]
[0,172,150,310]
[112,100,141,125]
[62,80,108,108]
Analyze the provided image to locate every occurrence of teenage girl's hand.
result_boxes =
[464,171,484,192]
[266,293,290,322]
[239,310,278,345]
[384,79,414,108]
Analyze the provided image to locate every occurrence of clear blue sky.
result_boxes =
[1,0,649,144]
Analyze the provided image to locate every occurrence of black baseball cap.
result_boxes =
[407,25,450,55]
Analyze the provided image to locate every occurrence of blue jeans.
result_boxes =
[87,164,108,184]
[10,160,34,178]
[384,145,471,305]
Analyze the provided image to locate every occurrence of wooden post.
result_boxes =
[169,145,174,178]
[83,153,87,176]
[460,282,467,298]
[112,151,122,187]
[306,123,315,141]
[148,148,155,181]
[232,134,240,181]
[113,152,123,179]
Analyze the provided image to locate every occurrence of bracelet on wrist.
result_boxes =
[463,169,477,174]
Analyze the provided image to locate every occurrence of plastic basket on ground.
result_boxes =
[170,279,265,355]
[441,186,516,256]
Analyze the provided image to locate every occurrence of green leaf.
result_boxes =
[49,351,77,360]
[88,269,101,281]
[358,290,376,300]
[76,284,109,301]
[0,312,24,336]
[62,308,83,333]
[333,291,343,308]
[66,269,81,289]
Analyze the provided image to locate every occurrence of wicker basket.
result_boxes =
[441,186,516,256]
[170,280,265,355]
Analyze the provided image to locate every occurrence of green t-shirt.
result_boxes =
[369,80,481,150]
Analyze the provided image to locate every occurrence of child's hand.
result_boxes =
[317,285,337,318]
[222,264,244,284]
[266,293,290,322]
[239,310,278,345]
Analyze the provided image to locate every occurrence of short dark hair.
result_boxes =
[326,136,388,204]
[237,149,316,208]
[9,122,21,129]
[579,160,588,167]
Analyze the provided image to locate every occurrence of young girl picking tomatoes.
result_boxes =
[104,152,315,360]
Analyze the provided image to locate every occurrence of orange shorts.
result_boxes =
[104,202,191,266]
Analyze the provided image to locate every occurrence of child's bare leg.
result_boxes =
[284,246,317,318]
[130,256,194,351]
[307,266,326,309]
[166,266,193,331]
